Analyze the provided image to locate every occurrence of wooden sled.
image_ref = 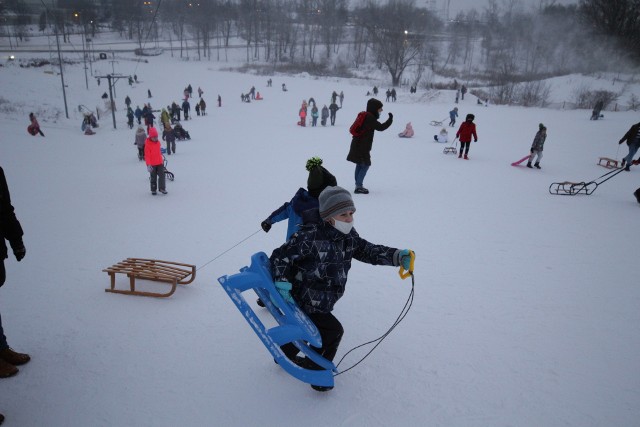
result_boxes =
[443,146,457,154]
[103,258,196,297]
[598,157,619,169]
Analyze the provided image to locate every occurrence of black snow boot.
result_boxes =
[534,163,541,169]
[526,162,533,168]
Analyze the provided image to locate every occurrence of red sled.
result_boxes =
[511,155,530,166]
[27,125,37,136]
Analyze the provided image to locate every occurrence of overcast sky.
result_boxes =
[426,0,579,19]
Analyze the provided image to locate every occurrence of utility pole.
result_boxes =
[40,0,69,119]
[94,74,130,129]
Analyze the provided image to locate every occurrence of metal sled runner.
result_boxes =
[103,258,196,297]
[549,167,625,196]
[218,252,336,388]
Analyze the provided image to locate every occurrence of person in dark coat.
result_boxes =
[619,121,640,171]
[134,106,143,125]
[527,123,547,169]
[346,98,393,194]
[182,100,190,120]
[321,105,329,126]
[328,102,339,126]
[269,185,414,392]
[0,166,30,387]
[162,123,176,155]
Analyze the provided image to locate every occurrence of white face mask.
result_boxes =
[332,218,354,234]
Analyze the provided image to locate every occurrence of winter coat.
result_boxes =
[346,98,393,166]
[270,221,399,314]
[329,103,339,116]
[134,128,146,149]
[0,167,24,261]
[398,122,414,138]
[134,108,143,119]
[182,101,190,112]
[266,188,320,241]
[299,108,307,118]
[311,107,319,118]
[531,129,547,151]
[321,107,329,119]
[456,120,477,143]
[449,109,458,120]
[144,128,163,166]
[160,109,170,125]
[162,127,176,144]
[619,122,640,147]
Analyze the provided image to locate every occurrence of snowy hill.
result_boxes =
[0,45,639,426]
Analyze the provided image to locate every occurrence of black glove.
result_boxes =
[388,113,393,120]
[530,149,534,153]
[261,220,272,233]
[12,241,26,262]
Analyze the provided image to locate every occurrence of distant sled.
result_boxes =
[218,252,336,388]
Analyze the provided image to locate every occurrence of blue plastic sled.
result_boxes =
[218,252,336,388]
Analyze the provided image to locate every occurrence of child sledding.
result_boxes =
[173,123,191,140]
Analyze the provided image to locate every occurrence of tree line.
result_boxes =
[1,0,638,88]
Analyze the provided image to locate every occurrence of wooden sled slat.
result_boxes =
[598,157,619,169]
[103,258,196,298]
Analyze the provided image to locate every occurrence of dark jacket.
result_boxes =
[346,98,393,166]
[619,123,640,147]
[270,221,399,314]
[0,167,24,260]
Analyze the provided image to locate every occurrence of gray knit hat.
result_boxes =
[319,186,356,221]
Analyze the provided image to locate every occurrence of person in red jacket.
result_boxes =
[144,127,167,195]
[455,113,478,159]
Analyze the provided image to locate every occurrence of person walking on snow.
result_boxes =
[527,123,547,169]
[329,101,339,126]
[321,105,329,126]
[144,127,167,195]
[269,185,415,392]
[346,98,393,194]
[311,105,319,126]
[134,126,146,161]
[162,123,176,156]
[449,107,458,127]
[0,166,30,424]
[182,99,190,121]
[619,121,640,171]
[455,113,478,160]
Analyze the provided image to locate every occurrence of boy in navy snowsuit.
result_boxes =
[269,186,414,391]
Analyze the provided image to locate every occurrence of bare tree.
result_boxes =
[355,0,440,86]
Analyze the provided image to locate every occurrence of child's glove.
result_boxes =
[398,249,415,271]
[388,113,393,120]
[275,281,294,303]
[261,220,272,232]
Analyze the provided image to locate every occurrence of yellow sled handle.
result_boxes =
[398,250,415,280]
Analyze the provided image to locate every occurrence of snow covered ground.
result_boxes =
[0,42,639,426]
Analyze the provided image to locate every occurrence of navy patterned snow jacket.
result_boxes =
[270,221,401,314]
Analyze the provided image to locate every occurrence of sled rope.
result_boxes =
[197,229,262,272]
[333,272,415,377]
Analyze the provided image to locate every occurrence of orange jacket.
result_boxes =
[144,127,163,166]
